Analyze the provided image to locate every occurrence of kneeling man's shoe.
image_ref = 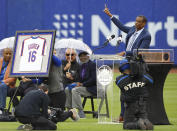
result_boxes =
[144,119,153,130]
[24,124,33,131]
[17,125,25,130]
[137,118,146,130]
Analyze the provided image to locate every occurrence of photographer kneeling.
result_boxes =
[15,84,57,130]
[116,58,154,130]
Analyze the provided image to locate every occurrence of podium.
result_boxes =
[137,49,174,125]
[92,54,124,124]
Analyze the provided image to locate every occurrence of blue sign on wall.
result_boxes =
[0,0,177,64]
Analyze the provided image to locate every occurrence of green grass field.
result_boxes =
[0,73,177,131]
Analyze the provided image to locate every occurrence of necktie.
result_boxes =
[126,32,138,51]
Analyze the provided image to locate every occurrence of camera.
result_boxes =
[126,54,148,78]
[48,107,62,123]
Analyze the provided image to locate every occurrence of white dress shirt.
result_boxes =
[126,28,144,51]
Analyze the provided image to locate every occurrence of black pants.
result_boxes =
[48,91,66,110]
[123,100,149,129]
[16,116,57,130]
[51,110,73,122]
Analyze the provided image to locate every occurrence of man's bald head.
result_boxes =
[3,48,12,62]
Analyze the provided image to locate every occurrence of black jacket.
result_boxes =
[62,60,80,87]
[79,60,97,95]
[116,73,153,102]
[15,90,50,118]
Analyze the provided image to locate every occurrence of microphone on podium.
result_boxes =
[92,34,115,54]
[103,34,115,46]
[116,35,122,46]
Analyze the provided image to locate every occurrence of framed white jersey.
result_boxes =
[10,30,56,77]
[19,36,47,71]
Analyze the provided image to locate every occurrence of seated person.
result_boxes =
[62,48,80,88]
[62,48,80,109]
[115,58,153,130]
[65,51,97,118]
[0,48,16,114]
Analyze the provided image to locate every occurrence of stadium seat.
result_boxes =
[82,89,109,118]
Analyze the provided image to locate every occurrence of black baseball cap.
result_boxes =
[78,51,89,57]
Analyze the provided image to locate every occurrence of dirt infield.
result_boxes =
[169,67,177,73]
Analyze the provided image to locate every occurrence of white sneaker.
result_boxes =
[70,108,80,122]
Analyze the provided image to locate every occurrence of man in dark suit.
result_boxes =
[104,5,151,56]
[65,51,97,118]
